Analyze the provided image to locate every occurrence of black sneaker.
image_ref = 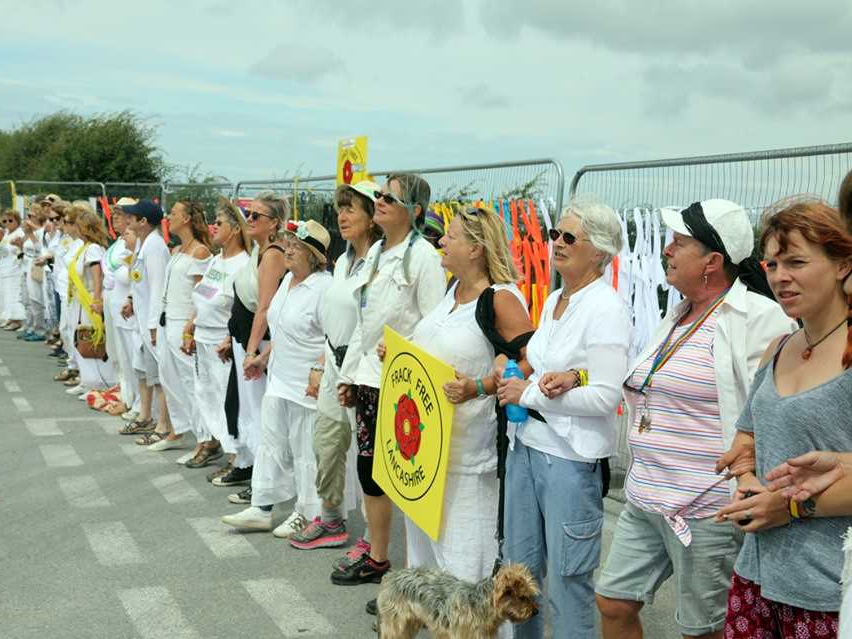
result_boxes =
[330,554,389,586]
[365,598,377,616]
[228,487,252,504]
[206,463,233,483]
[211,465,252,487]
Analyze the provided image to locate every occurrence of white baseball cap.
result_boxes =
[661,199,754,264]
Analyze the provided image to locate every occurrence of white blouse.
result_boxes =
[0,227,23,275]
[266,270,333,409]
[413,282,527,474]
[339,232,446,389]
[192,251,251,344]
[162,250,211,321]
[516,277,631,461]
[316,249,366,423]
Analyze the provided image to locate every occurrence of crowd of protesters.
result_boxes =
[2,169,852,639]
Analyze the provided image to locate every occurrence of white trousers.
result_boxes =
[231,340,266,469]
[104,290,138,409]
[157,320,197,436]
[193,340,234,446]
[24,272,45,334]
[252,394,322,520]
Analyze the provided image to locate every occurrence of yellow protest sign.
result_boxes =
[336,136,369,185]
[373,326,455,541]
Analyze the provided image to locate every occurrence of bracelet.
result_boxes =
[475,378,486,396]
[789,497,815,520]
[182,333,194,341]
[310,365,325,373]
[577,369,589,387]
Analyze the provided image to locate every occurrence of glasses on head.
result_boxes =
[247,210,273,222]
[548,228,588,245]
[373,190,406,207]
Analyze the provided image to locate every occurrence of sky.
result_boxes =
[1,0,850,188]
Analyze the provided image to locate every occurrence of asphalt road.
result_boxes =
[0,329,680,639]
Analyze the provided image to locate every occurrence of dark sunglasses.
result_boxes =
[247,211,273,222]
[548,228,587,245]
[49,216,61,222]
[373,190,406,207]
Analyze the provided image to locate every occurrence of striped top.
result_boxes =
[624,308,727,545]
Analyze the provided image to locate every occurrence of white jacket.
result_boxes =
[624,278,797,453]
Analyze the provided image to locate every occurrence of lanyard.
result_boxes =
[637,289,729,394]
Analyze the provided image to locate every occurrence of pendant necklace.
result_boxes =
[802,318,848,360]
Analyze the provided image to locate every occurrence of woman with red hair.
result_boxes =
[717,200,852,638]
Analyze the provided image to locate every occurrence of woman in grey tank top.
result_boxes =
[716,200,852,637]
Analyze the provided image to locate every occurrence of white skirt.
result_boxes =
[231,339,267,469]
[252,394,322,519]
[405,470,500,582]
[194,340,235,447]
[1,269,25,320]
[157,320,197,436]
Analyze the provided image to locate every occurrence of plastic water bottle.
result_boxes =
[502,359,528,423]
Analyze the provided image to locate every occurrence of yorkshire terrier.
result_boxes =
[377,562,539,639]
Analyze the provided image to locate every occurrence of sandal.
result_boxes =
[135,431,168,446]
[54,369,78,382]
[185,446,224,469]
[117,419,154,436]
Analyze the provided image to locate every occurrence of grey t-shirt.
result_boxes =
[734,352,852,611]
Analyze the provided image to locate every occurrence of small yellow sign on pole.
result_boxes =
[336,136,369,186]
[373,326,455,541]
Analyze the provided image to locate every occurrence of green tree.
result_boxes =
[0,111,165,206]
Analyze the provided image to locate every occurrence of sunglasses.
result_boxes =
[49,216,61,222]
[548,228,588,245]
[373,190,406,207]
[247,211,273,222]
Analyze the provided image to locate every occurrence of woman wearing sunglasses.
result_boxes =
[0,210,25,331]
[333,174,445,592]
[495,200,630,639]
[183,199,251,469]
[596,200,795,639]
[209,193,289,491]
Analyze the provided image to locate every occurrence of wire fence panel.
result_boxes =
[105,182,165,204]
[162,182,234,222]
[569,142,852,499]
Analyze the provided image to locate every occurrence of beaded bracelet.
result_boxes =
[475,378,486,397]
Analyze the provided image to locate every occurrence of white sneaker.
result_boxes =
[66,384,87,395]
[175,452,194,465]
[221,506,272,531]
[272,511,308,539]
[147,436,187,452]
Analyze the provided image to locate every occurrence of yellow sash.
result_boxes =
[68,243,105,347]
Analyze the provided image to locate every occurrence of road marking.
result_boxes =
[0,366,9,376]
[40,443,83,467]
[25,418,64,436]
[120,443,167,464]
[186,517,259,559]
[12,397,32,412]
[118,587,200,639]
[4,380,20,392]
[243,578,336,637]
[58,475,110,508]
[81,522,143,566]
[150,473,204,504]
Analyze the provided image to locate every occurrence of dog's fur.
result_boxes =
[377,563,539,639]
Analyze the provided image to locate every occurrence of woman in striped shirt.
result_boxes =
[595,199,795,639]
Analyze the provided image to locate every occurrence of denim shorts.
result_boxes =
[596,501,741,636]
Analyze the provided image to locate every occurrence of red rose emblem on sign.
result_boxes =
[394,391,423,464]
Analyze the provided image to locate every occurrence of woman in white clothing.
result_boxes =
[289,181,381,553]
[407,206,533,588]
[54,207,84,386]
[223,219,332,537]
[182,199,251,469]
[0,210,25,331]
[65,205,115,395]
[20,204,47,341]
[100,201,138,415]
[497,200,632,639]
[210,193,289,489]
[139,201,212,451]
[333,173,446,589]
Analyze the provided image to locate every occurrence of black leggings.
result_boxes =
[354,385,384,497]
